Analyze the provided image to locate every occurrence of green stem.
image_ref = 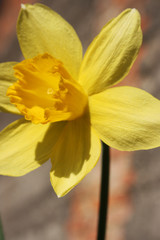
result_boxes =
[97,143,110,240]
[0,217,5,240]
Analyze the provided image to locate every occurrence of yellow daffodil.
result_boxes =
[1,4,160,197]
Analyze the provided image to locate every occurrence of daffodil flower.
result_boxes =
[1,4,160,197]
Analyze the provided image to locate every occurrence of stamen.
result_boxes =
[47,88,54,95]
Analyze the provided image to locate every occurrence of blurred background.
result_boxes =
[0,0,160,239]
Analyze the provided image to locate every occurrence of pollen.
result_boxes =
[47,88,54,95]
[7,53,88,124]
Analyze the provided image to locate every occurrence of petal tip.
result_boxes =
[130,8,140,17]
[125,8,140,18]
[21,4,26,10]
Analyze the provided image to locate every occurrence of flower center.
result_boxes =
[7,53,88,124]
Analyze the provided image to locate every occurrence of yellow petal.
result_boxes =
[0,62,20,114]
[0,118,65,176]
[89,86,160,151]
[17,3,82,79]
[50,113,101,197]
[79,9,142,95]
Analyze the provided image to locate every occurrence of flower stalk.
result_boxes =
[97,143,110,240]
[0,217,5,240]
